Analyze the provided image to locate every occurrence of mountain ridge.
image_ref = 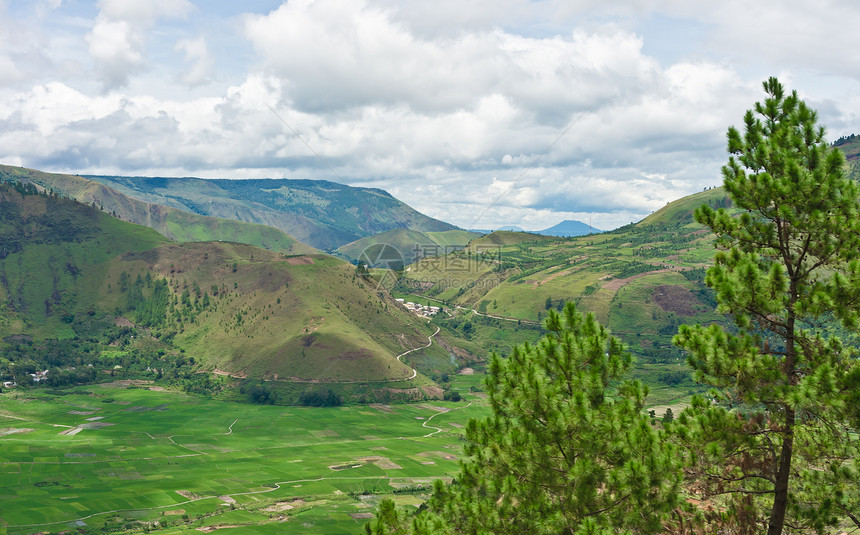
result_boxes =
[83,174,458,250]
[336,228,481,266]
[0,165,316,255]
[0,181,457,392]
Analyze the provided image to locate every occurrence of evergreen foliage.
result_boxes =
[298,388,343,407]
[366,303,682,534]
[673,78,860,534]
[245,382,279,404]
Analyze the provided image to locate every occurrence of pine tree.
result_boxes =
[673,77,860,534]
[366,303,683,534]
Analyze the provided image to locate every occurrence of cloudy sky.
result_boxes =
[1,0,858,231]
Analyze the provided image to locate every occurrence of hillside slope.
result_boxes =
[336,228,480,266]
[0,182,440,386]
[100,245,429,382]
[0,165,315,255]
[395,192,727,365]
[833,133,860,162]
[83,175,458,250]
[0,181,168,338]
[638,187,731,226]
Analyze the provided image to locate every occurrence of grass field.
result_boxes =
[0,356,697,535]
[0,377,488,534]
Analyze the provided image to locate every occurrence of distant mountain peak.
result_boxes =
[537,220,602,237]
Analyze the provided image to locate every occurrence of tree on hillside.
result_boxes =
[673,77,860,534]
[365,303,683,535]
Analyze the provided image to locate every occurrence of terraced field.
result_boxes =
[0,376,487,534]
[390,188,733,368]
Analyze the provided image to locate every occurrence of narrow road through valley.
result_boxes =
[422,400,474,437]
[395,325,440,380]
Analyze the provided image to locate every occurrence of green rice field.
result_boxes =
[0,376,488,534]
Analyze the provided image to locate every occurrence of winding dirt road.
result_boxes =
[395,325,440,380]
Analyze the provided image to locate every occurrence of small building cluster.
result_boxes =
[2,369,49,389]
[395,298,441,318]
[31,369,49,382]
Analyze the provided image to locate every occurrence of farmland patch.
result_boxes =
[652,284,702,316]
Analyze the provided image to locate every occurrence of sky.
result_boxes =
[1,0,859,231]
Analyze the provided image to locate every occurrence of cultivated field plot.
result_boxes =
[0,378,487,534]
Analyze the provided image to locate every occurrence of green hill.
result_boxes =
[394,190,728,367]
[638,187,731,226]
[99,244,431,382]
[336,228,480,266]
[834,134,860,181]
[0,182,456,394]
[833,133,860,162]
[0,181,169,338]
[467,230,556,248]
[0,165,315,255]
[80,174,458,250]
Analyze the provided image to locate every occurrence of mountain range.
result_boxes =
[470,220,602,237]
[0,165,459,252]
[1,137,855,398]
[0,180,469,403]
[82,174,457,250]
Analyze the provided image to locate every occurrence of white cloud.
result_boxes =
[175,36,213,86]
[7,82,122,136]
[86,0,194,90]
[86,16,145,89]
[242,1,665,121]
[243,0,494,112]
[95,0,192,23]
[0,55,25,84]
[690,0,860,79]
[35,0,64,17]
[1,0,859,231]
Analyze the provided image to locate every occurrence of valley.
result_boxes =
[393,187,733,372]
[0,169,709,533]
[1,141,858,533]
[2,5,858,531]
[0,375,485,533]
[0,181,471,403]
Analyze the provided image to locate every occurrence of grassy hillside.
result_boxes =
[99,244,433,382]
[0,181,459,393]
[336,228,480,266]
[80,174,459,250]
[0,182,169,339]
[834,133,860,162]
[423,229,482,247]
[834,134,860,181]
[638,187,731,226]
[391,192,728,369]
[467,230,556,248]
[0,165,316,255]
